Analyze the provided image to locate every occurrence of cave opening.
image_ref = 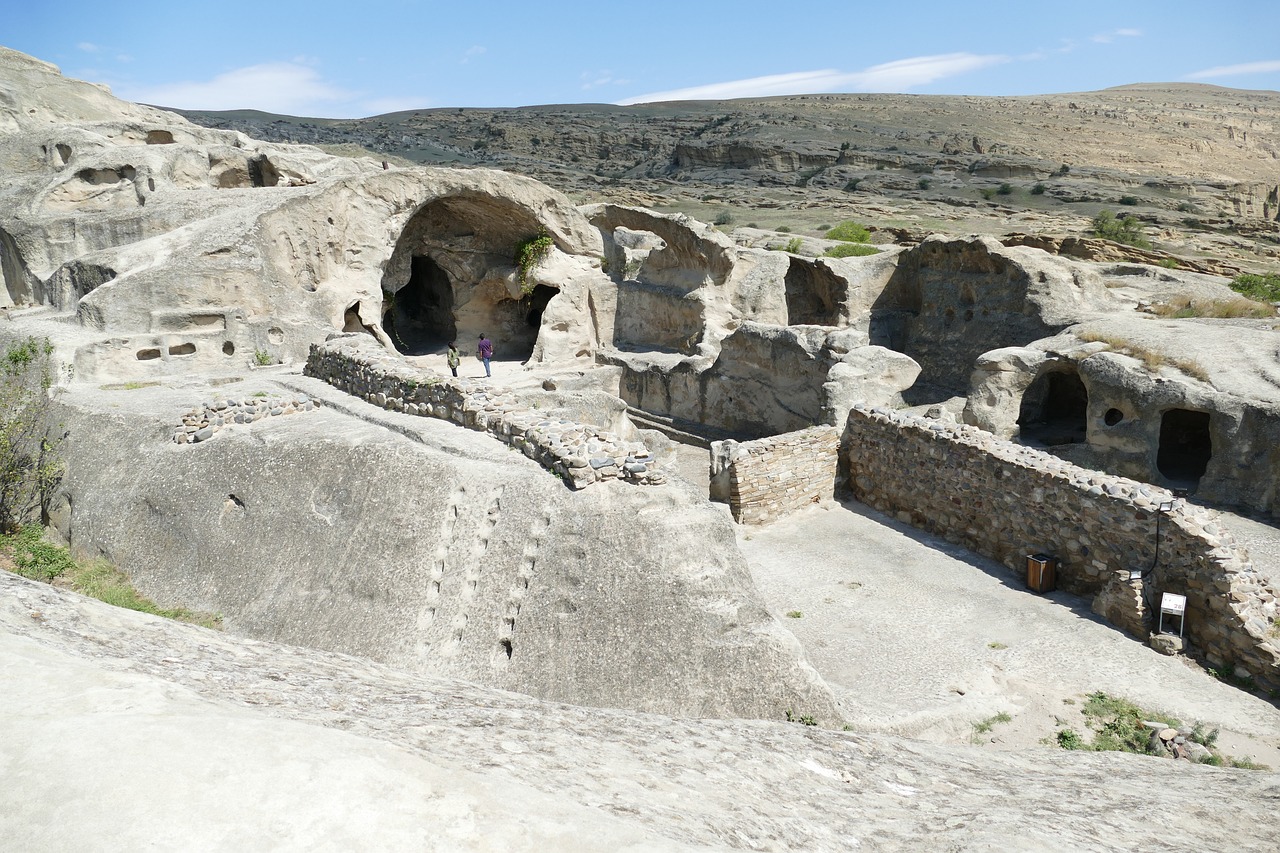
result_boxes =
[1017,369,1088,446]
[1156,409,1212,487]
[385,255,456,355]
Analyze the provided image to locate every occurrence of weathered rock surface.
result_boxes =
[5,571,1278,853]
[42,374,838,723]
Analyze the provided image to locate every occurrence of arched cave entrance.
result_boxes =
[384,255,456,355]
[1017,369,1088,446]
[1157,409,1212,487]
[381,192,557,363]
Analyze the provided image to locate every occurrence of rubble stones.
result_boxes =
[175,394,319,444]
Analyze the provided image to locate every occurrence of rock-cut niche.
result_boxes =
[1017,368,1088,447]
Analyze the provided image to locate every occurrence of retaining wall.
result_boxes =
[845,403,1280,689]
[714,426,841,525]
[304,335,661,489]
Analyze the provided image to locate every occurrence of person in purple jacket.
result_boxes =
[477,334,493,377]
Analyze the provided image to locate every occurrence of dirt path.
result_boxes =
[739,498,1280,766]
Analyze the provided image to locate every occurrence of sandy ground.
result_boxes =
[737,497,1280,766]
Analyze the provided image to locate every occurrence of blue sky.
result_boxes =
[5,1,1278,117]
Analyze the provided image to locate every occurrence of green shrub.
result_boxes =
[997,183,1014,196]
[1158,257,1180,269]
[253,349,273,366]
[1118,195,1139,206]
[514,231,554,294]
[824,243,880,258]
[6,525,75,581]
[784,238,803,253]
[776,225,792,233]
[843,179,861,192]
[980,188,997,200]
[825,221,871,243]
[1056,728,1086,750]
[1031,183,1047,195]
[1,336,62,533]
[917,177,932,190]
[1230,273,1280,302]
[1091,209,1151,249]
[1176,201,1198,213]
[2,527,222,628]
[713,211,734,226]
[1053,164,1071,177]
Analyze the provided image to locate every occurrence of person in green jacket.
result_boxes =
[446,341,460,377]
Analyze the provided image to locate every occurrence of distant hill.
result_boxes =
[175,83,1280,271]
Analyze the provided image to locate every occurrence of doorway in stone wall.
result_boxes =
[1017,369,1088,447]
[385,255,456,355]
[1157,408,1212,488]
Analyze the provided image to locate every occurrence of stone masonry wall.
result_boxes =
[845,403,1280,690]
[305,335,662,489]
[717,426,841,525]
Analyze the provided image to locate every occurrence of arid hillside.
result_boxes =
[176,83,1280,270]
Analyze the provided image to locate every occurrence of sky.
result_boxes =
[4,0,1279,118]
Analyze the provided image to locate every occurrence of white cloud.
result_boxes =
[581,70,630,91]
[360,95,429,115]
[461,45,486,64]
[77,42,100,53]
[1091,28,1142,44]
[618,53,1007,105]
[1187,59,1280,80]
[120,62,357,115]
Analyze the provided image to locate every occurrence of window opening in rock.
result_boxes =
[385,255,456,355]
[248,155,280,188]
[525,284,558,329]
[342,304,367,333]
[222,341,235,356]
[55,144,71,165]
[168,342,196,356]
[1104,408,1124,426]
[1156,409,1211,487]
[145,130,175,145]
[136,348,161,360]
[1017,369,1088,446]
[784,259,843,325]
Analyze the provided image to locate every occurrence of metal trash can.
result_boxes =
[1026,553,1057,593]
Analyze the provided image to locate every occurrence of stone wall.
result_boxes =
[173,393,319,444]
[304,335,661,488]
[845,403,1280,689]
[714,426,841,525]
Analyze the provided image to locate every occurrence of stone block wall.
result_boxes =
[845,403,1280,689]
[716,426,841,525]
[304,335,662,489]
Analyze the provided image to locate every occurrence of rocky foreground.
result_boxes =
[4,571,1277,852]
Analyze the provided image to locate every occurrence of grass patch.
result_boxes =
[1149,296,1274,320]
[987,641,1008,650]
[3,526,221,629]
[972,711,1013,741]
[1052,691,1269,769]
[824,243,880,258]
[785,709,818,726]
[1076,331,1210,381]
[786,610,803,619]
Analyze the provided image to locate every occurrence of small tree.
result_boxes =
[1091,209,1151,249]
[0,337,63,533]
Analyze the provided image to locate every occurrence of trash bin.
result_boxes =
[1026,554,1057,593]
